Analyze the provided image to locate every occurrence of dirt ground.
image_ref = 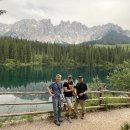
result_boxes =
[0,108,130,130]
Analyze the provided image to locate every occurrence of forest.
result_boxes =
[0,37,130,67]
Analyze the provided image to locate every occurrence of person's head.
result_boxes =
[55,74,62,82]
[78,76,84,83]
[67,75,72,83]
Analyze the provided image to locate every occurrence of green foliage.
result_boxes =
[0,117,16,124]
[89,76,105,90]
[26,116,34,123]
[0,37,130,66]
[0,123,2,127]
[85,100,99,106]
[4,59,17,66]
[121,122,130,130]
[20,115,34,123]
[107,61,130,90]
[33,55,43,64]
[105,97,128,104]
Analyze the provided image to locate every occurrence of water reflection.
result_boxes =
[0,65,110,88]
[0,95,52,114]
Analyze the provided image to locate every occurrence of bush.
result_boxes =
[107,61,130,90]
[121,122,130,130]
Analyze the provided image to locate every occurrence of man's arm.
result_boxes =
[79,84,88,96]
[47,85,54,97]
[63,82,73,92]
[83,84,87,94]
[73,84,77,96]
[64,83,74,92]
[64,86,73,92]
[82,90,87,95]
[69,84,74,91]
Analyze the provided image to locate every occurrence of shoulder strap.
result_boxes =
[56,82,62,94]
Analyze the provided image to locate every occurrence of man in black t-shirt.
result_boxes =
[74,76,88,119]
[63,75,74,123]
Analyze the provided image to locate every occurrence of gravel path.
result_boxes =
[0,108,130,130]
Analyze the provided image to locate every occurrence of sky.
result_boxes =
[0,0,130,29]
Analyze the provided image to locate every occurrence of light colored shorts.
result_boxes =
[65,97,73,108]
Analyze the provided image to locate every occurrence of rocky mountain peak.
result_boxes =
[0,19,130,44]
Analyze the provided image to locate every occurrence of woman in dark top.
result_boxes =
[74,76,88,119]
[63,75,74,123]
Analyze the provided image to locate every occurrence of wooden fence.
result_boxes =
[0,90,130,117]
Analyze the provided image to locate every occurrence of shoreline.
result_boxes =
[0,62,115,69]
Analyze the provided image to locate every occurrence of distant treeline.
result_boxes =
[0,37,130,66]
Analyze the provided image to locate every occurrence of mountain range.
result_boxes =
[0,19,130,44]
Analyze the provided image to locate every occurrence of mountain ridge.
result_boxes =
[0,19,130,44]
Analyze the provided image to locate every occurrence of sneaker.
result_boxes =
[81,113,85,119]
[54,120,60,126]
[59,118,63,122]
[67,116,72,123]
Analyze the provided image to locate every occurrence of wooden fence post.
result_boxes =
[98,87,102,105]
[128,89,130,102]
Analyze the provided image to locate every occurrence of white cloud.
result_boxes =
[0,0,130,29]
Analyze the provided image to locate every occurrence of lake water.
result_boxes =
[0,65,111,114]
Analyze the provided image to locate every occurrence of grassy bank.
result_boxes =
[0,59,116,69]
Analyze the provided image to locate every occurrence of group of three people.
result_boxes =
[48,74,88,126]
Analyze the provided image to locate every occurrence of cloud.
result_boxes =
[0,0,130,29]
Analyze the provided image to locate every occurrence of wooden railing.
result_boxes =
[0,90,129,117]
